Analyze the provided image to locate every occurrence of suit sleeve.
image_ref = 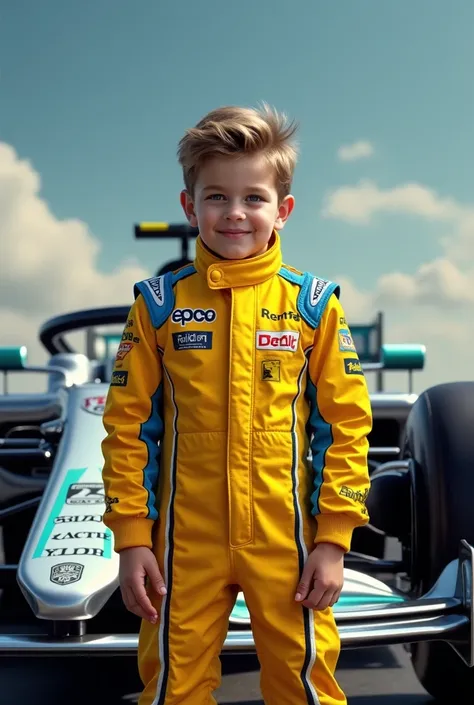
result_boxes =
[307,294,372,552]
[101,295,163,553]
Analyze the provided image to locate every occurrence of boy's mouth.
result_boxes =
[217,229,251,238]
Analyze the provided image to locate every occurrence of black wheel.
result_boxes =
[403,381,474,702]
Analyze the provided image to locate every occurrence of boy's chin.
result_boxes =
[210,239,270,260]
[217,246,265,260]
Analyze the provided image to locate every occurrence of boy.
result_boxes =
[101,104,372,705]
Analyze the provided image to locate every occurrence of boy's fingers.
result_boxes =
[123,586,156,623]
[302,584,325,610]
[146,560,167,596]
[131,580,158,622]
[295,564,315,601]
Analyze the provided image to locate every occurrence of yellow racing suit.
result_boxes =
[101,231,372,705]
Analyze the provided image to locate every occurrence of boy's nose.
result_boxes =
[225,206,246,221]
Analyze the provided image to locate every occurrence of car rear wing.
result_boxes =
[362,343,426,394]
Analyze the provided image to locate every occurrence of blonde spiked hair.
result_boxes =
[177,104,298,201]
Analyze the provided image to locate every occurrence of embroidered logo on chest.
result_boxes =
[256,330,300,352]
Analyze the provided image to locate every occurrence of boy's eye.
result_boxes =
[207,194,225,200]
[247,195,263,202]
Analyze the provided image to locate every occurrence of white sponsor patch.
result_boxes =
[256,330,300,352]
[310,277,330,306]
[145,276,165,306]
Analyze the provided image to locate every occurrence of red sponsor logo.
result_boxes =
[116,343,133,361]
[82,396,106,415]
[256,330,300,352]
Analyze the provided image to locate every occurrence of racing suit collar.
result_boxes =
[195,230,283,289]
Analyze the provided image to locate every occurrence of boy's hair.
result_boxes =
[177,104,298,201]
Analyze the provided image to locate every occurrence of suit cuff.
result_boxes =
[314,514,358,553]
[109,518,155,553]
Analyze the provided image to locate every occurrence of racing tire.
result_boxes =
[403,381,474,702]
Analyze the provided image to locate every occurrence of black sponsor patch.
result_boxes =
[111,371,128,386]
[344,358,363,375]
[105,496,119,514]
[172,331,213,351]
[121,331,140,343]
[261,360,280,381]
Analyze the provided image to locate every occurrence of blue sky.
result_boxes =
[1,1,473,389]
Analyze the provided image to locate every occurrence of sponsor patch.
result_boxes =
[171,308,217,327]
[172,331,213,351]
[82,396,106,415]
[111,370,128,387]
[339,485,369,515]
[121,331,140,343]
[256,330,300,352]
[66,483,105,506]
[344,358,363,375]
[50,562,84,586]
[105,496,119,514]
[339,316,347,325]
[261,360,280,382]
[338,329,356,353]
[261,308,300,322]
[310,277,330,306]
[115,342,133,365]
[145,276,165,306]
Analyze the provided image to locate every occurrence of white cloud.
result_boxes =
[322,179,467,225]
[325,179,474,390]
[0,142,149,392]
[337,141,374,162]
[376,259,474,308]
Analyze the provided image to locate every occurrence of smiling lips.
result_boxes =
[217,229,251,238]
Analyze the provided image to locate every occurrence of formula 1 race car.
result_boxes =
[0,303,473,704]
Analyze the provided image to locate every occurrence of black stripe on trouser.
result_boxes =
[156,372,178,705]
[291,354,319,705]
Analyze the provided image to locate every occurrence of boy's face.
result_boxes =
[180,153,294,260]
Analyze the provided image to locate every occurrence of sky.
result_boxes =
[1,0,473,393]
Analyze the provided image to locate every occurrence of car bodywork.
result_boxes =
[0,307,472,675]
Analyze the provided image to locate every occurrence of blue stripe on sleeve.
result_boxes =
[306,377,333,515]
[138,382,164,520]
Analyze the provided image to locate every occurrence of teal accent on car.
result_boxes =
[33,468,86,558]
[229,591,405,622]
[333,594,406,609]
[103,528,113,558]
[381,344,426,371]
[0,345,28,371]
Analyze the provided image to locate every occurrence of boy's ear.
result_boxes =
[180,190,198,227]
[274,195,295,230]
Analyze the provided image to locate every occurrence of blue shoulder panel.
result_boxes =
[298,273,340,329]
[133,265,196,329]
[172,264,196,285]
[278,267,340,329]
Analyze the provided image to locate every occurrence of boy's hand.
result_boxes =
[119,546,167,624]
[294,542,345,611]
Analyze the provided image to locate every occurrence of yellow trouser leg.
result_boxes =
[235,545,346,705]
[137,545,236,705]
